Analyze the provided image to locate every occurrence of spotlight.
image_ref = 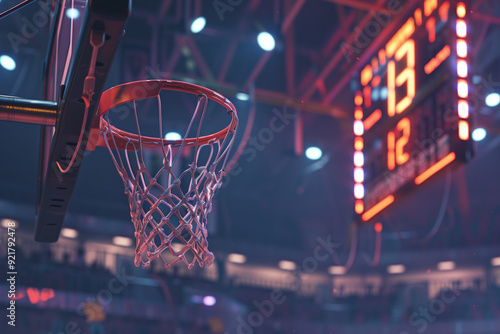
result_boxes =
[278,260,296,271]
[112,236,133,247]
[485,93,500,107]
[0,55,16,71]
[228,253,247,264]
[380,87,388,100]
[164,132,182,141]
[61,228,78,239]
[328,266,346,275]
[190,17,206,34]
[66,8,80,19]
[203,296,216,306]
[387,264,405,274]
[472,128,486,142]
[236,93,250,101]
[257,32,275,51]
[437,261,455,271]
[1,219,18,228]
[305,147,322,160]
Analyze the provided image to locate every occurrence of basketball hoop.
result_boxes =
[88,80,238,269]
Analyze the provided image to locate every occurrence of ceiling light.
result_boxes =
[0,55,16,71]
[387,264,405,274]
[491,257,500,266]
[228,253,247,264]
[61,228,78,239]
[164,132,182,141]
[437,261,455,271]
[190,17,206,34]
[279,260,296,271]
[328,266,346,275]
[203,295,216,306]
[112,236,133,247]
[66,8,80,19]
[485,93,500,107]
[257,32,275,51]
[1,219,18,228]
[472,128,486,142]
[236,93,250,101]
[305,147,322,160]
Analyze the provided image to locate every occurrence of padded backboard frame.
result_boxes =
[35,0,130,242]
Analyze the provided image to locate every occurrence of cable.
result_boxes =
[331,224,358,272]
[225,86,256,173]
[418,171,452,244]
[60,0,75,85]
[382,171,452,245]
[362,225,381,267]
[0,0,39,20]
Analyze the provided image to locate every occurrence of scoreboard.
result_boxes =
[353,0,474,222]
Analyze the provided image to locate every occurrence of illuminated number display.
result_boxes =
[353,0,474,222]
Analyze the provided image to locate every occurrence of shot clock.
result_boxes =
[353,0,474,222]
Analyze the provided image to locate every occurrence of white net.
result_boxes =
[98,81,237,269]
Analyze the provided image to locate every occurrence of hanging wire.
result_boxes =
[383,171,452,244]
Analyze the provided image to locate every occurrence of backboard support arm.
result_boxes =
[34,0,131,242]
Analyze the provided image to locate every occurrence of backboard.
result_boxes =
[35,0,131,242]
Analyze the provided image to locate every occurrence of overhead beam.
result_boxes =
[217,0,263,84]
[170,73,348,117]
[157,0,174,20]
[242,51,274,91]
[284,0,297,96]
[281,0,307,34]
[472,13,500,26]
[301,0,387,101]
[321,0,386,11]
[320,1,420,104]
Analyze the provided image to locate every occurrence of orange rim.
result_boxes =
[92,80,237,150]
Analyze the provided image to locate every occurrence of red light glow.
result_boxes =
[363,109,382,131]
[424,0,438,17]
[362,195,395,222]
[439,1,450,22]
[355,200,364,214]
[427,17,436,43]
[457,3,466,18]
[424,45,450,75]
[415,152,456,185]
[459,120,469,140]
[458,100,468,118]
[354,137,364,151]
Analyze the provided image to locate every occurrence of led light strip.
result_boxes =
[456,2,469,140]
[353,91,365,214]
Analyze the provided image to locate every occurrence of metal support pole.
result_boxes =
[0,96,58,126]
